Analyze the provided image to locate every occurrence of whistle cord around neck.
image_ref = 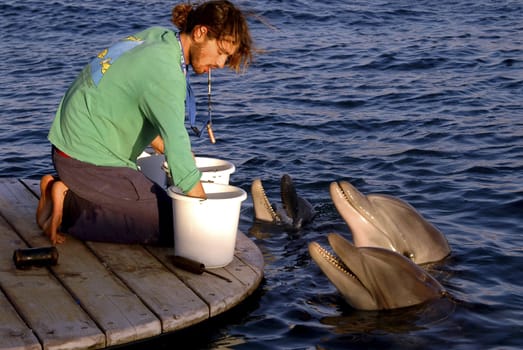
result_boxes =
[186,72,212,138]
[174,31,211,139]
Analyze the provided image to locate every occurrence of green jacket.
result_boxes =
[49,26,200,192]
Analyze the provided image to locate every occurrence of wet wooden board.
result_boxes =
[0,178,264,350]
[0,286,41,350]
[86,241,210,332]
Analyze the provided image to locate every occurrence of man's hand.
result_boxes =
[186,181,207,199]
[150,135,164,154]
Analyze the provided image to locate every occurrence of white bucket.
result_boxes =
[137,154,235,187]
[168,182,247,268]
[196,157,236,184]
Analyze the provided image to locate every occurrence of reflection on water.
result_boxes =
[320,298,457,335]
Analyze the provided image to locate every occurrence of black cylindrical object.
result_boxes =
[13,247,59,270]
[171,255,205,274]
[171,255,232,282]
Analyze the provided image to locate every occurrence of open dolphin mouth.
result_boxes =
[251,178,282,223]
[309,241,364,286]
[251,175,315,229]
[309,233,446,310]
[330,180,451,264]
[330,180,395,251]
[331,181,377,226]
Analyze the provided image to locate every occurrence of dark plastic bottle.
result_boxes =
[13,247,59,269]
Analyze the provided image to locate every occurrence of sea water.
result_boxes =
[1,0,522,349]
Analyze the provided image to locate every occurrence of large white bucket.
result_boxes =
[167,182,247,268]
[137,154,235,187]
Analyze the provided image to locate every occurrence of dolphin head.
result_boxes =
[329,181,451,264]
[308,233,446,310]
[251,178,283,224]
[251,174,316,230]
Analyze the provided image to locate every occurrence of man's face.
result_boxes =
[189,27,237,74]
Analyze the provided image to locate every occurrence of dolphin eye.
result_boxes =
[403,252,415,260]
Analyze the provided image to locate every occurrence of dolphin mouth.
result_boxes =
[251,178,282,223]
[309,241,363,285]
[251,175,315,229]
[309,236,377,310]
[331,180,451,264]
[331,181,374,223]
[309,233,447,310]
[330,181,394,249]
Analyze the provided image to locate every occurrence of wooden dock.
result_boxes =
[0,178,264,350]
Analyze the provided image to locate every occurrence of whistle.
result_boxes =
[207,123,216,144]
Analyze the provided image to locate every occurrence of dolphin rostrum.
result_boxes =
[251,174,316,230]
[330,181,451,264]
[308,233,446,310]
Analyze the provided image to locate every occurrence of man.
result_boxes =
[36,1,253,245]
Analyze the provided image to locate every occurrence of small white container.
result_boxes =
[196,157,236,184]
[137,154,235,187]
[167,182,247,268]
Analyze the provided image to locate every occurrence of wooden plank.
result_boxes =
[226,232,264,292]
[147,246,246,317]
[0,179,53,248]
[52,238,161,347]
[0,288,41,350]
[234,231,265,273]
[0,271,104,350]
[0,213,104,350]
[0,218,41,350]
[86,241,209,332]
[21,179,162,347]
[147,232,264,317]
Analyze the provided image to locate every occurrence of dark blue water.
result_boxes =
[1,0,522,349]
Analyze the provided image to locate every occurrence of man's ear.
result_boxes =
[193,25,208,43]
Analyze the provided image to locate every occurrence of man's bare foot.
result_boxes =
[36,175,55,229]
[42,180,68,245]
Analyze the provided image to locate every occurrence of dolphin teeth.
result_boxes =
[256,179,281,222]
[315,243,358,280]
[335,182,375,222]
[252,175,315,229]
[332,180,450,264]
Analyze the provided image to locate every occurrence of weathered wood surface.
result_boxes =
[0,178,264,350]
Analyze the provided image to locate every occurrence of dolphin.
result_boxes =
[330,181,451,264]
[308,233,446,310]
[251,174,316,230]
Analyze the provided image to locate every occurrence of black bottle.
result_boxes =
[13,247,59,269]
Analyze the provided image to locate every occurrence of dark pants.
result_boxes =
[52,149,174,245]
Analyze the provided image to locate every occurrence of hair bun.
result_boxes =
[171,3,193,31]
